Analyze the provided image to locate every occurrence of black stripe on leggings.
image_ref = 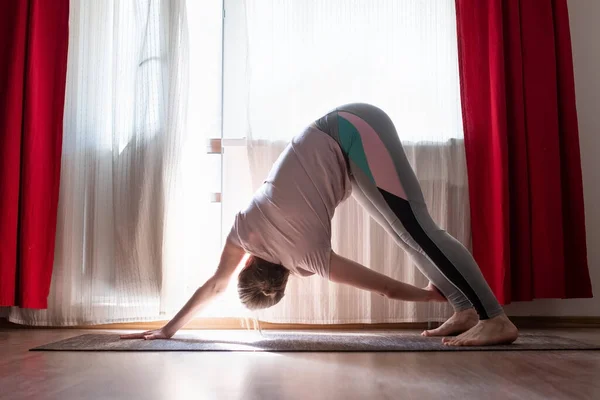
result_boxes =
[378,188,489,319]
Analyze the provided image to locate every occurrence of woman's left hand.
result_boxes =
[424,282,447,302]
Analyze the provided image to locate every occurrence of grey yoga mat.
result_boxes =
[30,331,600,352]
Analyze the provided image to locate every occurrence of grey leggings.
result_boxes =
[315,103,503,320]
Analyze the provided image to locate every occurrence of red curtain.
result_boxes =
[0,0,69,308]
[455,0,592,304]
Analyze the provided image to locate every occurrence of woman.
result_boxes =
[122,103,518,346]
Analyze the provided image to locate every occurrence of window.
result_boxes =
[186,0,465,318]
[217,0,464,244]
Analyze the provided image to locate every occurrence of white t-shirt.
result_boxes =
[228,125,351,278]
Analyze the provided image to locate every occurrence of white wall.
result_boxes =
[505,0,600,317]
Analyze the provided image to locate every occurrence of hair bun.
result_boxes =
[238,255,290,310]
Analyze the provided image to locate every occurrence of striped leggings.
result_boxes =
[315,103,503,320]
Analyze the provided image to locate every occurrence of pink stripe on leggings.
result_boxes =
[339,111,408,200]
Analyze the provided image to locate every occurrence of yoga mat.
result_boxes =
[30,331,600,352]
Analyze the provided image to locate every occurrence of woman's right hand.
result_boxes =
[118,240,245,342]
[120,328,174,340]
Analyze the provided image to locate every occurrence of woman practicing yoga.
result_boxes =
[122,103,518,346]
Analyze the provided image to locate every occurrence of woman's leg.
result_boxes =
[352,183,479,336]
[350,182,472,311]
[316,103,517,345]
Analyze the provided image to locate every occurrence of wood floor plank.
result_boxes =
[2,329,600,400]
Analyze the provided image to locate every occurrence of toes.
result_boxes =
[444,334,483,346]
[424,326,454,337]
[446,339,463,347]
[423,329,452,337]
[455,339,474,346]
[442,335,471,346]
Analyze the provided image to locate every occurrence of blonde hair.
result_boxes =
[237,255,290,310]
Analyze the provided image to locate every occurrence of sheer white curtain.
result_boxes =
[4,0,225,326]
[1,0,470,326]
[223,0,468,323]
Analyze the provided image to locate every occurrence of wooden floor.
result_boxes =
[2,328,600,400]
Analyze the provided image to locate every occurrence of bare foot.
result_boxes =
[421,308,478,337]
[424,282,447,302]
[442,314,518,346]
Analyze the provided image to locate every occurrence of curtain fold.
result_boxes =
[3,0,223,326]
[222,0,466,323]
[455,0,592,303]
[0,0,69,308]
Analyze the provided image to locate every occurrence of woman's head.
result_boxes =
[237,255,290,310]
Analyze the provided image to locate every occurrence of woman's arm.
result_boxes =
[120,239,246,340]
[328,252,444,302]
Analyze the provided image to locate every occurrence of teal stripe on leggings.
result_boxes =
[337,115,375,184]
